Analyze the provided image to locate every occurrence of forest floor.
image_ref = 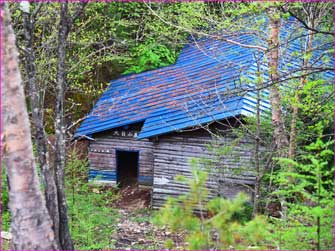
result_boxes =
[1,184,185,250]
[110,185,185,250]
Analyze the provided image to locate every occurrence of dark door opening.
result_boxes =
[116,150,139,187]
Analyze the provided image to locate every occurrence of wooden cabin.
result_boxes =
[84,121,258,208]
[74,19,333,208]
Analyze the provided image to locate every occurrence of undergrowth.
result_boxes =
[153,138,335,250]
[1,166,10,232]
[65,151,120,250]
[154,161,272,250]
[1,166,12,251]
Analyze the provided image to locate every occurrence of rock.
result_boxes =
[1,231,12,240]
[92,188,100,194]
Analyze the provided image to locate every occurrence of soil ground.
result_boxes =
[114,185,151,210]
[1,184,185,250]
[110,184,185,249]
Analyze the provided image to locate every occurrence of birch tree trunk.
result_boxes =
[1,3,57,249]
[266,8,289,157]
[21,4,61,247]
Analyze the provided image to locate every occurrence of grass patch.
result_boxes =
[67,189,119,250]
[66,152,120,250]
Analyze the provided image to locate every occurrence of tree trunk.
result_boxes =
[21,5,61,248]
[266,8,291,218]
[252,60,262,217]
[1,4,58,249]
[288,31,314,159]
[54,2,74,250]
[266,8,289,158]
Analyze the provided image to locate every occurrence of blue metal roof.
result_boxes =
[75,19,333,140]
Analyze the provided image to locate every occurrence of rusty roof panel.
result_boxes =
[74,19,333,139]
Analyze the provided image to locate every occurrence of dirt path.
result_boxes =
[112,209,184,250]
[111,185,184,249]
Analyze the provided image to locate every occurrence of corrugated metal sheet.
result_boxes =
[75,19,333,140]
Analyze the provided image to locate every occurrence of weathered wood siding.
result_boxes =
[86,123,258,208]
[88,129,154,186]
[152,131,256,209]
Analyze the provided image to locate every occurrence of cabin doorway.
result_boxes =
[116,150,139,187]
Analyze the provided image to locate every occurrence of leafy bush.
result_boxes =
[232,201,253,223]
[123,41,177,74]
[154,161,271,250]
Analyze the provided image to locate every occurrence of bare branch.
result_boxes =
[32,2,43,20]
[144,1,267,51]
[281,7,334,36]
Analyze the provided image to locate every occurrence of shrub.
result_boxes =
[271,138,334,250]
[154,161,271,250]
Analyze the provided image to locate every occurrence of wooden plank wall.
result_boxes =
[88,130,154,186]
[152,130,256,209]
[86,122,258,209]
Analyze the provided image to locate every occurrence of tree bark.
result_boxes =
[266,8,289,158]
[53,2,86,249]
[54,2,74,249]
[288,31,314,159]
[252,60,262,217]
[21,4,61,248]
[1,3,58,249]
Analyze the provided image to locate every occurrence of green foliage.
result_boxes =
[1,210,11,232]
[283,78,334,149]
[1,167,11,231]
[120,2,207,74]
[1,167,9,211]
[67,191,118,250]
[154,162,271,250]
[10,2,209,134]
[270,138,334,250]
[232,201,253,223]
[123,41,176,74]
[8,2,334,248]
[65,151,119,250]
